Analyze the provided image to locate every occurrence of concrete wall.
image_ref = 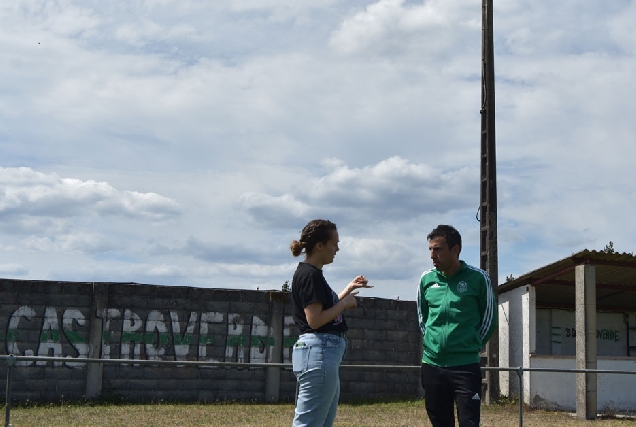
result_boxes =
[499,284,636,411]
[498,284,532,398]
[0,279,422,403]
[529,356,636,412]
[536,309,629,357]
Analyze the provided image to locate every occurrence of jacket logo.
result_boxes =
[457,281,468,293]
[431,283,440,288]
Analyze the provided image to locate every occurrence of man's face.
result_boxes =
[428,236,459,272]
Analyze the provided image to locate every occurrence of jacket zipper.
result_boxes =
[441,281,449,365]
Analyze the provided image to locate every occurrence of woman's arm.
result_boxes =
[304,293,358,330]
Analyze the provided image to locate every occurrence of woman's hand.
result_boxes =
[348,275,372,292]
[340,275,372,300]
[341,291,359,309]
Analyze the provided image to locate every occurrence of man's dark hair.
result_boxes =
[427,225,462,254]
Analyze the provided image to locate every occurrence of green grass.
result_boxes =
[4,400,635,426]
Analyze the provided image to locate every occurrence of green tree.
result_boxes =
[602,241,615,254]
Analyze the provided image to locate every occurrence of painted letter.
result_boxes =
[63,309,89,368]
[37,307,63,366]
[225,313,245,363]
[99,308,121,359]
[145,310,169,361]
[170,311,198,362]
[6,306,36,366]
[250,315,273,364]
[283,315,296,363]
[199,312,223,366]
[121,309,143,364]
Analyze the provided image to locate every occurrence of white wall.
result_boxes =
[530,356,636,412]
[499,285,636,411]
[498,284,534,399]
[535,309,627,357]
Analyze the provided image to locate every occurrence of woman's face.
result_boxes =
[318,230,340,265]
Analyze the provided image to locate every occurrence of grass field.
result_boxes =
[4,400,636,427]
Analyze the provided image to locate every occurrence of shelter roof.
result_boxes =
[498,249,636,312]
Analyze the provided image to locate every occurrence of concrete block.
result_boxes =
[364,329,387,340]
[169,390,199,401]
[386,330,410,342]
[228,302,256,315]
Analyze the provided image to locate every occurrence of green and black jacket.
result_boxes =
[417,261,498,367]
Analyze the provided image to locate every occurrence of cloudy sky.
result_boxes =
[1,0,634,300]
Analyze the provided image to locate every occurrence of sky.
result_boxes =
[1,0,635,301]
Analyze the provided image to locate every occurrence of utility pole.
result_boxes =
[480,0,500,404]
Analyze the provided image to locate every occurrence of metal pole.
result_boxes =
[517,367,523,427]
[5,355,15,427]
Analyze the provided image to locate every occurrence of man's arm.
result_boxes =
[478,271,498,344]
[417,278,427,336]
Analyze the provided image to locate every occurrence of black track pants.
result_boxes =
[420,362,482,427]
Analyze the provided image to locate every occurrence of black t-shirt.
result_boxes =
[292,262,348,334]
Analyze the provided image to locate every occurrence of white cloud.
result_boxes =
[5,0,101,38]
[234,193,309,226]
[22,232,121,254]
[329,0,479,56]
[0,167,180,221]
[236,157,478,227]
[0,263,29,276]
[0,0,634,299]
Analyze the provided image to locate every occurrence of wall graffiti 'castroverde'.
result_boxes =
[6,305,297,368]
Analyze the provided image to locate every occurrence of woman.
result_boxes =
[290,219,372,427]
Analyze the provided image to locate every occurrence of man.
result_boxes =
[417,225,498,427]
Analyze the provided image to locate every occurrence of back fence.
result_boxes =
[2,355,635,427]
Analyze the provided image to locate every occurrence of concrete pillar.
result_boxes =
[575,264,597,420]
[265,292,285,402]
[521,285,535,405]
[497,300,510,398]
[85,283,108,398]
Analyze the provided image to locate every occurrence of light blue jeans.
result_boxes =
[292,333,347,427]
